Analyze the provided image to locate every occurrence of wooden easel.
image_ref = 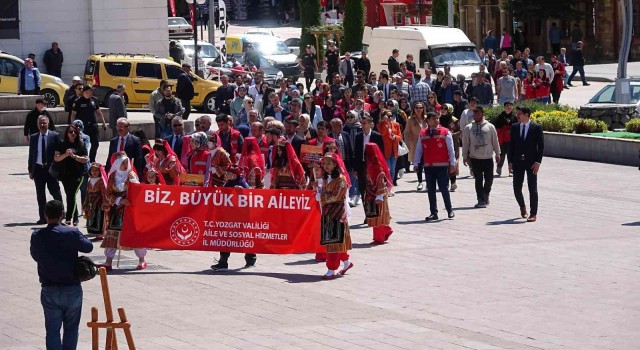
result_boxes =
[87,267,136,350]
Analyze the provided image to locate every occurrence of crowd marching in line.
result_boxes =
[26,38,550,283]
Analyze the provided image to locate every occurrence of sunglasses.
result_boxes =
[415,106,424,109]
[173,124,184,128]
[428,96,435,99]
[304,96,312,99]
[68,130,77,134]
[247,101,254,104]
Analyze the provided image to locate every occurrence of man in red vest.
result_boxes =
[412,110,457,221]
[215,114,244,165]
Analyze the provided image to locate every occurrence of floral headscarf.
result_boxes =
[190,131,209,150]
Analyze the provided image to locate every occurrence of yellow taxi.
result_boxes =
[0,51,69,107]
[84,53,221,112]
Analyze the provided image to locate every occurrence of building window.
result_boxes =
[394,5,406,25]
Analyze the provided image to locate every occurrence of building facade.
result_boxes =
[458,0,640,62]
[0,0,169,82]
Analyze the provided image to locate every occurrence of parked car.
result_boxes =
[0,51,68,107]
[84,53,221,112]
[172,39,225,69]
[284,38,301,57]
[224,35,301,79]
[581,81,640,116]
[168,17,193,39]
[244,29,276,37]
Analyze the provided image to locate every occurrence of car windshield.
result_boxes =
[589,84,640,103]
[168,18,189,25]
[252,40,290,55]
[430,46,482,66]
[184,44,220,59]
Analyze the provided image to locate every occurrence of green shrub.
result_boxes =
[625,118,640,133]
[535,115,575,133]
[574,119,608,134]
[484,101,572,124]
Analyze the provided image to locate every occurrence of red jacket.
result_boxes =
[420,126,450,167]
[534,77,550,98]
[551,61,565,93]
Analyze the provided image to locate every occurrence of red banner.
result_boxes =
[189,4,196,29]
[169,0,176,16]
[120,184,323,254]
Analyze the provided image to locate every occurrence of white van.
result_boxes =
[362,26,482,80]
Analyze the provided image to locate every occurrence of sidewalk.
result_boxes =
[572,62,639,83]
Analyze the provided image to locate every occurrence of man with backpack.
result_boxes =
[30,200,93,350]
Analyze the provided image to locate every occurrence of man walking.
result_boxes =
[300,45,318,93]
[388,49,400,75]
[567,41,590,86]
[413,111,457,221]
[105,118,144,175]
[339,52,356,88]
[28,116,63,224]
[324,40,340,83]
[462,106,501,208]
[70,85,107,163]
[24,97,56,144]
[176,63,195,119]
[108,84,127,137]
[30,200,93,350]
[43,42,64,78]
[508,107,544,222]
[496,69,517,105]
[149,80,168,138]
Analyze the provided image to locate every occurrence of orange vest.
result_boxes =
[420,126,450,167]
[257,134,270,159]
[188,149,211,186]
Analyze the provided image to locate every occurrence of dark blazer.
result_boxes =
[329,130,354,170]
[387,56,400,75]
[24,109,55,137]
[176,72,194,100]
[289,134,306,157]
[377,83,397,100]
[264,105,291,120]
[508,122,544,167]
[105,134,143,175]
[28,131,60,173]
[353,131,384,171]
[164,133,184,159]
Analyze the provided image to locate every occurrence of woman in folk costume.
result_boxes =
[315,152,354,280]
[148,139,184,185]
[185,132,213,186]
[209,135,232,187]
[270,140,306,190]
[100,153,147,271]
[239,136,266,189]
[83,163,107,236]
[364,143,394,245]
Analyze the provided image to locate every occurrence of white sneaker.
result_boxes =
[348,199,356,208]
[417,182,424,191]
[354,195,361,205]
[450,183,457,192]
[398,169,405,179]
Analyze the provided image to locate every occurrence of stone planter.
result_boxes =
[578,105,638,129]
[543,131,640,166]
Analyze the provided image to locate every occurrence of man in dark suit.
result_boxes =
[353,114,384,217]
[28,116,63,224]
[105,118,143,175]
[328,118,354,169]
[164,116,185,157]
[214,75,236,115]
[508,106,544,222]
[387,49,400,75]
[284,118,305,157]
[264,92,291,122]
[377,72,397,102]
[30,200,93,350]
[176,63,195,120]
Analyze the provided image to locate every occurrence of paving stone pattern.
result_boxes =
[1,143,639,350]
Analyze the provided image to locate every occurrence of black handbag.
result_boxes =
[48,162,60,179]
[75,256,97,282]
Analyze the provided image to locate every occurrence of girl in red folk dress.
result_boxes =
[99,153,147,271]
[270,141,306,190]
[364,143,394,245]
[83,163,107,236]
[148,139,184,185]
[316,152,354,280]
[239,136,266,189]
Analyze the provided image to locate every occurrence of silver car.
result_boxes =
[168,17,193,39]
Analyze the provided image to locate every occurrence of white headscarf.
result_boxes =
[109,155,137,191]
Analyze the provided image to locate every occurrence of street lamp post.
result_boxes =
[186,0,206,77]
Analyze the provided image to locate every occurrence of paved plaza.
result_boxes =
[0,140,639,349]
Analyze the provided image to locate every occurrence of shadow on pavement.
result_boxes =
[4,222,39,227]
[284,259,319,266]
[486,218,526,225]
[621,221,640,226]
[111,269,324,283]
[396,219,429,225]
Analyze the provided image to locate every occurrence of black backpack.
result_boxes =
[75,256,98,282]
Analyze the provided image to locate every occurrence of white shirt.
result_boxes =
[36,131,49,165]
[362,129,371,157]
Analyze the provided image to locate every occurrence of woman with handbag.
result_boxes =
[54,125,89,226]
[315,152,353,280]
[364,143,394,245]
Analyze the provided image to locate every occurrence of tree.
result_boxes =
[431,0,447,26]
[341,0,365,54]
[298,0,322,54]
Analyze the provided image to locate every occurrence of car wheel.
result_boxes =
[203,93,216,113]
[40,89,59,108]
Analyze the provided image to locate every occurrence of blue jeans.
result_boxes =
[41,285,83,350]
[425,166,452,215]
[348,170,359,197]
[386,156,397,181]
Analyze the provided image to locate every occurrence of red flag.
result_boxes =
[189,4,196,29]
[169,0,176,16]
